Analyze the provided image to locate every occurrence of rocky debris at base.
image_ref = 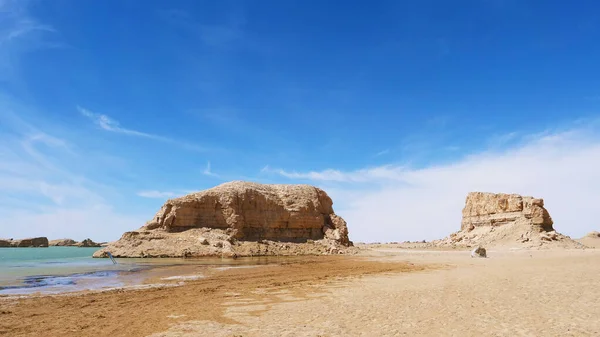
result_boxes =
[432,192,584,249]
[93,228,358,258]
[0,237,49,247]
[95,181,354,258]
[49,239,78,246]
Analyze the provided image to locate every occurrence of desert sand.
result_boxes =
[2,246,600,337]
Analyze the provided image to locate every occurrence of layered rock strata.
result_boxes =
[434,192,583,249]
[94,181,353,258]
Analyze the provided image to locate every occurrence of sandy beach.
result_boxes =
[2,247,599,337]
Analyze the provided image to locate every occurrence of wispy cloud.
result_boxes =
[487,131,519,147]
[0,102,147,241]
[78,106,209,152]
[78,106,165,139]
[265,124,600,242]
[0,0,58,82]
[203,161,219,177]
[262,164,407,183]
[0,1,54,44]
[375,149,390,157]
[136,190,176,199]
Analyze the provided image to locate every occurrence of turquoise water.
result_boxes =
[0,247,123,294]
[0,247,285,295]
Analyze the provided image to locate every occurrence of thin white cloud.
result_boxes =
[266,125,600,242]
[0,106,147,241]
[2,22,55,43]
[136,190,176,199]
[375,149,390,157]
[0,0,59,83]
[203,161,219,177]
[77,106,165,139]
[78,106,209,151]
[262,165,407,183]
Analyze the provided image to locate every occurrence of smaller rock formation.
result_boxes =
[434,192,583,249]
[0,237,49,248]
[15,237,49,247]
[577,231,600,248]
[49,239,77,246]
[471,246,487,258]
[75,238,101,247]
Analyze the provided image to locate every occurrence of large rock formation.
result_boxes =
[94,181,353,258]
[434,192,583,249]
[0,237,49,248]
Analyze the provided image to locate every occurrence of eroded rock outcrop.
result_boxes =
[434,192,583,249]
[577,231,600,248]
[94,181,354,258]
[49,239,78,246]
[460,192,554,231]
[75,238,101,247]
[0,237,49,248]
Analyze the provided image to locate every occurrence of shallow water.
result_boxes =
[0,247,119,294]
[0,247,289,295]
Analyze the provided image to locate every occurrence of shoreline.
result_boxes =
[0,255,311,296]
[2,248,600,336]
[0,255,426,337]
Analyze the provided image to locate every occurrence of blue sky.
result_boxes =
[1,0,599,242]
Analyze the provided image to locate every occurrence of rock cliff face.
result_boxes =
[461,192,554,232]
[94,181,353,258]
[0,237,49,248]
[434,192,582,249]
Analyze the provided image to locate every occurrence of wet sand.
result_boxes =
[0,256,423,337]
[2,248,600,336]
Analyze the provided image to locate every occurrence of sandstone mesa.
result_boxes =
[433,192,583,249]
[94,181,353,258]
